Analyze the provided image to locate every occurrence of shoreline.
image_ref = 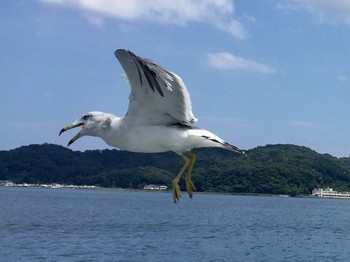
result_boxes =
[3,184,350,200]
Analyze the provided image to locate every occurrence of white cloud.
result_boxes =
[214,19,247,39]
[39,0,247,39]
[287,120,319,128]
[84,14,104,27]
[206,52,275,73]
[278,0,350,25]
[338,75,348,82]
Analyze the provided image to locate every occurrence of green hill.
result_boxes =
[1,143,350,195]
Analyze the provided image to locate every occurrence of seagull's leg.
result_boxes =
[185,152,197,199]
[172,154,190,203]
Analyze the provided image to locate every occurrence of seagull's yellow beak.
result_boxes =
[59,123,84,146]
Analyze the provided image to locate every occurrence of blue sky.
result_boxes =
[1,0,350,157]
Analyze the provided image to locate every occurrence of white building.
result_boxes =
[312,187,350,199]
[143,184,168,191]
[0,180,14,186]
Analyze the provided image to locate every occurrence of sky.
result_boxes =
[1,0,350,157]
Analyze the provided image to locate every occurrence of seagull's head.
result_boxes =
[59,111,112,146]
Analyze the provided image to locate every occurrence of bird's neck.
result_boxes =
[97,116,125,148]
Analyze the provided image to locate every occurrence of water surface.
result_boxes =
[1,187,350,261]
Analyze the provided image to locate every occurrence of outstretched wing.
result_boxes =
[114,49,197,126]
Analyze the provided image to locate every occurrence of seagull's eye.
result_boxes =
[83,114,91,120]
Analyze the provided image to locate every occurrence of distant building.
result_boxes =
[143,184,168,191]
[0,180,14,187]
[312,187,350,199]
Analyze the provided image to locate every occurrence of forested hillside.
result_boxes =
[1,143,350,195]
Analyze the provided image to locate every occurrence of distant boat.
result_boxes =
[312,187,350,199]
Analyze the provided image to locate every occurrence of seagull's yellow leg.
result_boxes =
[172,154,190,203]
[185,152,197,198]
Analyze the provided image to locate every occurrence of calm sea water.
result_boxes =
[1,187,350,262]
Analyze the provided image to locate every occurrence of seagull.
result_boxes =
[59,49,244,203]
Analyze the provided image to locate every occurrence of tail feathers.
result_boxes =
[201,135,244,155]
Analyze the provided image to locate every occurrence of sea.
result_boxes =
[1,187,350,262]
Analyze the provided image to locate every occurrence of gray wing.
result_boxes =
[114,49,197,126]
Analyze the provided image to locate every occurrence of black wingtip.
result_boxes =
[114,48,132,58]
